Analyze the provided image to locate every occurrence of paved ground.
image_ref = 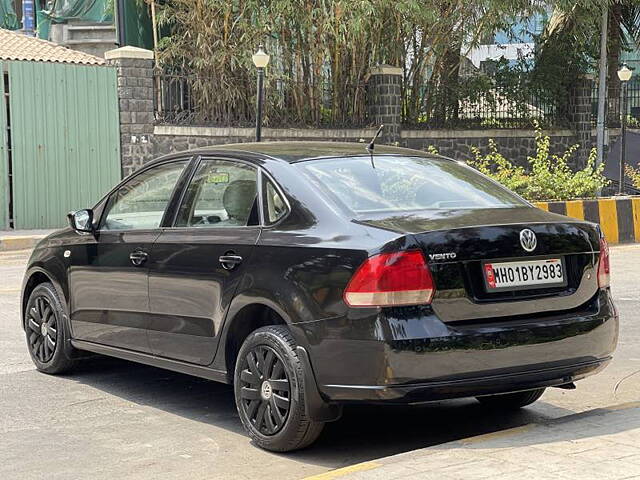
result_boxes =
[0,245,639,479]
[0,230,53,252]
[311,403,640,480]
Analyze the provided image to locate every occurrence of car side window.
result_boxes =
[101,161,189,231]
[263,177,288,224]
[175,159,258,228]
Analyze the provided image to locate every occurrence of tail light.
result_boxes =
[343,250,435,307]
[597,236,610,288]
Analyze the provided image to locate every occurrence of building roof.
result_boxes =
[0,28,106,65]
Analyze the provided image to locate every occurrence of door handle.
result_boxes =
[219,254,243,270]
[129,250,149,266]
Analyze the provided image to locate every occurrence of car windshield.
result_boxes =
[297,155,527,215]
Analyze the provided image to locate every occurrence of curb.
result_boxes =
[533,195,640,244]
[0,235,45,252]
[303,401,640,480]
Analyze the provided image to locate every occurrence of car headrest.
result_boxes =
[222,180,257,221]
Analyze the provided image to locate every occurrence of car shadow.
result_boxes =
[69,354,579,469]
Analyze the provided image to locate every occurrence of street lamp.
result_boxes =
[252,45,270,142]
[617,64,633,195]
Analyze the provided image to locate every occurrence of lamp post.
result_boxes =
[252,45,270,142]
[617,63,633,195]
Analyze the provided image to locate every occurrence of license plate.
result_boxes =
[483,258,566,291]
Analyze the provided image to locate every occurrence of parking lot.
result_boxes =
[1,245,639,480]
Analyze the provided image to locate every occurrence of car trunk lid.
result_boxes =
[357,206,601,322]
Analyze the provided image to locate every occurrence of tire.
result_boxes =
[24,282,75,375]
[234,325,324,452]
[476,388,546,409]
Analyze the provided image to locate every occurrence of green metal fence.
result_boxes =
[0,63,9,229]
[7,61,121,229]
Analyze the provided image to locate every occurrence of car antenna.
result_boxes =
[366,124,384,168]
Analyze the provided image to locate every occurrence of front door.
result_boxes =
[148,158,260,365]
[69,159,190,352]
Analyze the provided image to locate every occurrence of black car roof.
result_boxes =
[156,141,436,164]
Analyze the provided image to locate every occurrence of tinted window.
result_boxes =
[263,178,288,224]
[101,161,188,231]
[298,156,526,214]
[175,159,258,227]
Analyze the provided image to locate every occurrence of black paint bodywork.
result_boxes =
[21,142,618,416]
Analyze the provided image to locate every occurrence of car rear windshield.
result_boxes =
[297,155,527,215]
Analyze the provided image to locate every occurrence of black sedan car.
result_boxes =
[21,142,618,452]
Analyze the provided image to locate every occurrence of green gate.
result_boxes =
[7,61,120,229]
[0,63,9,229]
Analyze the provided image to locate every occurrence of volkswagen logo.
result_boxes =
[520,229,537,252]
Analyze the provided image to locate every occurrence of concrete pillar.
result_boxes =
[105,46,155,177]
[568,76,594,169]
[367,65,403,145]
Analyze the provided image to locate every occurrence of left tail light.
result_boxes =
[343,250,435,307]
[597,236,610,288]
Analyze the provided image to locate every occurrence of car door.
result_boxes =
[69,159,191,353]
[147,157,261,365]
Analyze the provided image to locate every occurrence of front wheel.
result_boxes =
[234,325,324,452]
[476,388,546,409]
[24,282,75,374]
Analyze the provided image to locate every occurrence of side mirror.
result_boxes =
[68,209,94,233]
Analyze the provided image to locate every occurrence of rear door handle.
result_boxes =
[219,254,243,270]
[129,250,149,266]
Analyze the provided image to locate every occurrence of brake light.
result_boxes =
[344,251,435,307]
[597,236,610,288]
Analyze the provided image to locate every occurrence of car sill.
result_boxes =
[71,340,229,384]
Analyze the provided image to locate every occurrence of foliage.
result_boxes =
[540,1,640,123]
[146,0,639,129]
[149,0,541,127]
[466,124,609,201]
[625,164,640,189]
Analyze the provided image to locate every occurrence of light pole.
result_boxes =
[617,64,633,195]
[252,45,270,142]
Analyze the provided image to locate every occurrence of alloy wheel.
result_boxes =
[239,345,291,435]
[26,295,58,363]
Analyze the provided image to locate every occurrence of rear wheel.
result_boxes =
[476,388,546,409]
[234,325,324,452]
[24,282,75,374]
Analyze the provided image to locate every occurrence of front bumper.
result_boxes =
[292,289,618,404]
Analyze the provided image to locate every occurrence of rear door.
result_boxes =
[147,157,261,365]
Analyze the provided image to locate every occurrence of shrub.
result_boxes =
[464,125,608,201]
[625,164,640,189]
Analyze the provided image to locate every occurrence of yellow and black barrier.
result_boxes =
[533,196,640,244]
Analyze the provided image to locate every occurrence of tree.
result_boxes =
[149,0,542,127]
[541,0,640,122]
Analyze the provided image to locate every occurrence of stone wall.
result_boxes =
[153,125,588,168]
[153,125,377,157]
[402,129,584,167]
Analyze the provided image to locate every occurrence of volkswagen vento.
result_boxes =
[21,142,618,451]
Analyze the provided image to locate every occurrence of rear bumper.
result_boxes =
[292,289,618,404]
[320,357,610,403]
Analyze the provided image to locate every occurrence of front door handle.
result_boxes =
[129,250,149,266]
[219,254,243,270]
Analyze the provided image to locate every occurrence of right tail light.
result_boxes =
[597,236,610,288]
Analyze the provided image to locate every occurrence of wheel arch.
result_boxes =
[218,298,291,383]
[21,267,68,330]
